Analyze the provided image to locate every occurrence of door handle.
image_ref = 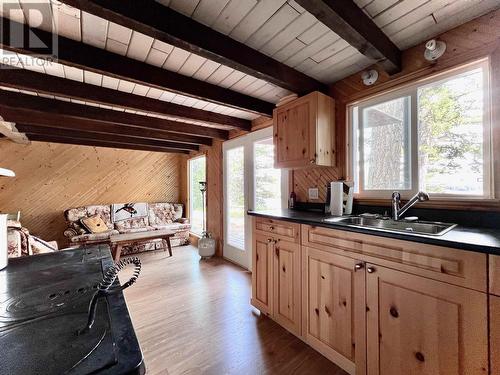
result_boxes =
[367,266,376,274]
[354,263,364,271]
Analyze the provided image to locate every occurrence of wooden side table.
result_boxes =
[110,229,175,262]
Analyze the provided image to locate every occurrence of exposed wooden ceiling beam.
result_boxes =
[27,133,190,154]
[0,17,274,116]
[12,118,211,145]
[0,66,251,130]
[294,0,402,74]
[0,90,227,141]
[16,124,199,151]
[62,0,327,95]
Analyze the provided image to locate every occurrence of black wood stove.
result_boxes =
[0,245,145,374]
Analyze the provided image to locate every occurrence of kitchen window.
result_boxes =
[350,60,492,199]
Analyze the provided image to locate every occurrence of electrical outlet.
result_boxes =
[308,188,319,200]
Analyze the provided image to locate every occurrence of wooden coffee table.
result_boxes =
[110,229,175,262]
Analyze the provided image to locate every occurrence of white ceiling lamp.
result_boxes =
[0,168,15,177]
[361,69,379,86]
[424,39,447,61]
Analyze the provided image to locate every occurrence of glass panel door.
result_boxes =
[254,138,281,211]
[226,146,245,250]
[188,156,206,235]
[223,127,287,270]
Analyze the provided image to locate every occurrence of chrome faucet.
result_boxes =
[391,191,429,221]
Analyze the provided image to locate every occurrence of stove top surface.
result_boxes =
[0,245,144,375]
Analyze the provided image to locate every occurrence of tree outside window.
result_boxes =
[352,61,490,198]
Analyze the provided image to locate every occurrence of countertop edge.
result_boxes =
[247,211,500,255]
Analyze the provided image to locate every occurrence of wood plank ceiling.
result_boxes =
[0,0,497,153]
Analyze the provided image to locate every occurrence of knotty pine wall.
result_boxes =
[0,140,183,246]
[294,9,500,205]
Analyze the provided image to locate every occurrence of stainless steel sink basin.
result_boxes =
[323,216,457,236]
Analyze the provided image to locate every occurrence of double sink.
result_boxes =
[323,215,457,236]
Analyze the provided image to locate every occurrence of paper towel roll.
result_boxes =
[330,182,343,216]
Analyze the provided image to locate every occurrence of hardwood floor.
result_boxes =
[123,245,347,375]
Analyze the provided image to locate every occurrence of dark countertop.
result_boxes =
[248,209,500,255]
[0,245,145,375]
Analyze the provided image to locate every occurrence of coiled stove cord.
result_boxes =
[78,257,141,335]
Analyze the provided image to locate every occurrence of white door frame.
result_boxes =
[223,127,288,270]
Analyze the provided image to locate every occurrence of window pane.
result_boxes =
[360,97,411,190]
[254,138,281,211]
[418,68,485,195]
[189,156,206,235]
[227,147,245,250]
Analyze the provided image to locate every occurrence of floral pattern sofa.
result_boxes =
[8,220,58,258]
[63,202,190,255]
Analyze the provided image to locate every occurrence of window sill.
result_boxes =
[354,198,500,211]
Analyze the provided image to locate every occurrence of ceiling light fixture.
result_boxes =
[424,39,447,61]
[361,69,378,86]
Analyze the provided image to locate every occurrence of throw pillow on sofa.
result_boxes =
[81,215,109,234]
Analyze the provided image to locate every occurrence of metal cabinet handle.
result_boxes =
[267,238,273,243]
[354,263,364,271]
[367,266,376,274]
[269,226,275,230]
[309,159,315,164]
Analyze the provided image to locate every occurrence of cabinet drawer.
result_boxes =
[255,218,300,242]
[302,225,486,292]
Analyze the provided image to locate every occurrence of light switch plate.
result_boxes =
[308,188,319,200]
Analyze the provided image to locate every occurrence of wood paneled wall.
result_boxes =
[0,140,183,246]
[290,168,341,203]
[292,9,500,206]
[331,8,500,186]
[181,9,500,257]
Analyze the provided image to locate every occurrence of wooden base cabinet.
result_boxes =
[490,295,500,375]
[273,238,301,336]
[251,233,273,315]
[253,221,491,375]
[302,247,366,375]
[366,264,488,375]
[251,219,302,336]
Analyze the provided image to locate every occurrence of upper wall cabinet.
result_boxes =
[273,91,335,169]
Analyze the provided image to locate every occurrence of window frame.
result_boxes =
[187,154,206,236]
[348,58,493,200]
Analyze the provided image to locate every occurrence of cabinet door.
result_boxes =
[274,97,315,168]
[273,238,301,336]
[490,295,500,375]
[303,246,365,375]
[251,233,273,315]
[366,264,488,375]
[489,254,500,295]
